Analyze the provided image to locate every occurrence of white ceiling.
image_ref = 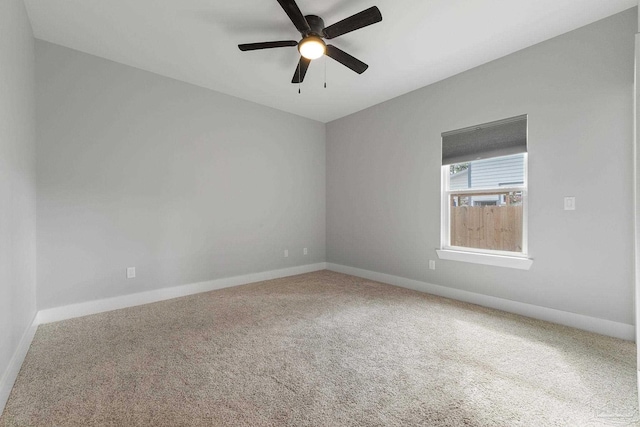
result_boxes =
[24,0,637,123]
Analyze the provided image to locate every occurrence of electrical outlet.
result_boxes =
[303,248,308,255]
[564,197,576,211]
[126,267,136,279]
[429,260,436,270]
[284,249,289,258]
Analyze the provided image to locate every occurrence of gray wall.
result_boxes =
[327,9,636,325]
[36,41,326,309]
[0,0,37,383]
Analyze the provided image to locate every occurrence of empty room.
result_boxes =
[1,0,640,425]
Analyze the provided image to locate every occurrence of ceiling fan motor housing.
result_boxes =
[298,15,326,60]
[303,15,325,38]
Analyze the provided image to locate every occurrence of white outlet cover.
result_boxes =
[429,260,436,270]
[126,267,136,279]
[564,197,576,210]
[284,250,288,258]
[303,248,308,255]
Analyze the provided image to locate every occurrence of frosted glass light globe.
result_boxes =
[298,37,326,60]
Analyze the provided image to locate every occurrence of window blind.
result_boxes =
[442,115,527,165]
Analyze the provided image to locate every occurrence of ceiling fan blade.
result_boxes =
[323,6,382,39]
[325,45,368,74]
[238,41,298,51]
[291,56,311,83]
[277,0,310,34]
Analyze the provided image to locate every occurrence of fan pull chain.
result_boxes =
[298,63,301,94]
[324,56,327,89]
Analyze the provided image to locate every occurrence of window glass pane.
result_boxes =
[449,153,525,190]
[449,191,523,252]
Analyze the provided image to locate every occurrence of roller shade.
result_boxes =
[442,115,527,165]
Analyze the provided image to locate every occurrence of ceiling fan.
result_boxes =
[238,0,382,84]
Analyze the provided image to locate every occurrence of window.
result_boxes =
[437,115,531,269]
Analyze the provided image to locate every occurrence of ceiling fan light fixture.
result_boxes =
[298,36,326,60]
[237,2,382,83]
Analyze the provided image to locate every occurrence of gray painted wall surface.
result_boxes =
[36,41,326,309]
[0,0,37,381]
[326,9,636,325]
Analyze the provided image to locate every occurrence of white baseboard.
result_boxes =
[0,313,38,415]
[36,263,327,325]
[327,263,635,341]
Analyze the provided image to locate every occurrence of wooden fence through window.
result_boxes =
[450,206,523,252]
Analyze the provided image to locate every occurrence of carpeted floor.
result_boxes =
[1,270,637,426]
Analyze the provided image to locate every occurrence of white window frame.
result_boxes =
[437,154,532,270]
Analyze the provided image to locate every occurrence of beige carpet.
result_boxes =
[1,270,637,426]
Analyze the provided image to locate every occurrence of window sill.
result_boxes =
[436,249,533,270]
